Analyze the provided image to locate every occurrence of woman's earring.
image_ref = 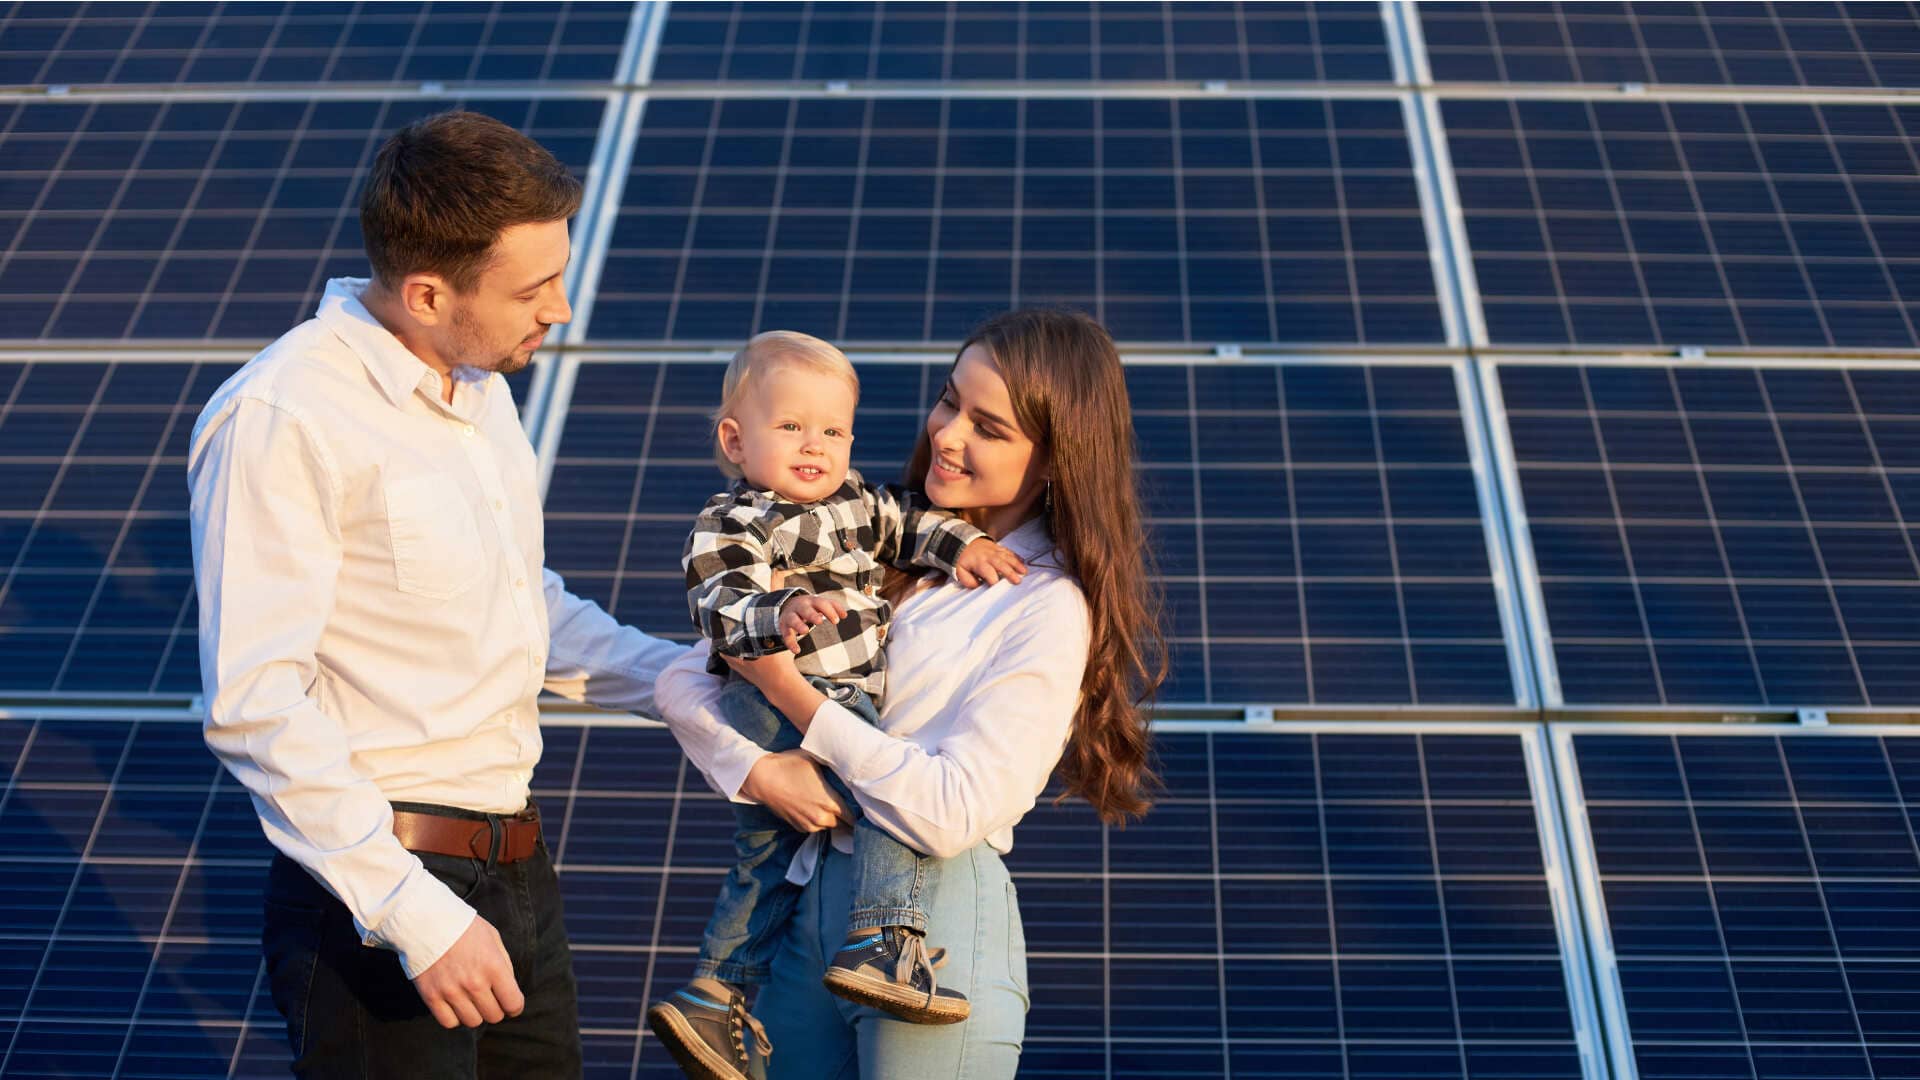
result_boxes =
[1044,478,1053,515]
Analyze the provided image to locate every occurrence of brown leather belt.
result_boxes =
[392,803,542,866]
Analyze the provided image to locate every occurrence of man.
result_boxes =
[188,110,681,1076]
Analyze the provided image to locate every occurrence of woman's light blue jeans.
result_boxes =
[748,841,1030,1079]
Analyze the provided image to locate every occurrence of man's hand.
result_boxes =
[778,593,846,653]
[953,538,1028,589]
[741,749,853,833]
[411,914,524,1029]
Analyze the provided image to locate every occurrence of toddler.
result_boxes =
[646,332,1026,1080]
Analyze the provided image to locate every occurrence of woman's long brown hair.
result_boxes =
[890,308,1167,824]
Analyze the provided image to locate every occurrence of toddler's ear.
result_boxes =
[717,417,747,464]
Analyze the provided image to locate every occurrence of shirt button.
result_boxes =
[863,584,878,597]
[462,424,476,438]
[876,625,888,642]
[493,499,505,511]
[514,578,527,590]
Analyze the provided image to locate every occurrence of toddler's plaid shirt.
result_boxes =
[684,469,985,698]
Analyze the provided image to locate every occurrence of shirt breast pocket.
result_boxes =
[383,470,486,601]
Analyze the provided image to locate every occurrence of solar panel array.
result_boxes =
[0,717,1597,1079]
[1565,729,1920,1080]
[1446,97,1920,351]
[543,358,1516,707]
[0,2,635,88]
[1421,2,1920,90]
[5,3,1920,1079]
[0,95,606,341]
[1500,362,1920,709]
[649,1,1397,84]
[592,95,1445,346]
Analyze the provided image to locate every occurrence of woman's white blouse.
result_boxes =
[657,517,1091,878]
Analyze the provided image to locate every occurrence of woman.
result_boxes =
[657,308,1165,1078]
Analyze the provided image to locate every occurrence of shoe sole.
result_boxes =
[821,968,971,1025]
[645,1002,751,1080]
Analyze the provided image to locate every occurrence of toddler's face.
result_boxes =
[721,364,857,503]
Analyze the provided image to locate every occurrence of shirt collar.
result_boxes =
[315,277,489,413]
[998,516,1055,563]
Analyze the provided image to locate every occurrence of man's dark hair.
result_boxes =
[360,110,583,292]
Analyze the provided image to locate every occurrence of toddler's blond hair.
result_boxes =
[712,330,860,479]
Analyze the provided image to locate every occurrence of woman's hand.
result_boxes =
[723,651,829,731]
[740,749,852,833]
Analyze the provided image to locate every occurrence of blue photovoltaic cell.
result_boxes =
[541,359,1514,707]
[0,359,536,697]
[1445,97,1920,350]
[0,718,1589,1078]
[1573,730,1920,1080]
[0,1,634,88]
[1420,2,1920,90]
[652,1,1395,83]
[591,95,1445,346]
[0,95,604,342]
[1503,362,1920,708]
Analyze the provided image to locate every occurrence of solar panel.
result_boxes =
[0,357,538,698]
[1444,98,1920,350]
[0,716,1598,1078]
[651,1,1395,83]
[0,2,635,88]
[1497,361,1920,708]
[541,357,1517,707]
[0,94,605,343]
[589,95,1446,346]
[1563,728,1920,1080]
[1420,2,1920,90]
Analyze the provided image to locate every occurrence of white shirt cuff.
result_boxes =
[366,871,477,979]
[799,698,888,782]
[711,742,772,803]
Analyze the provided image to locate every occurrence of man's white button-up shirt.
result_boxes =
[189,278,683,977]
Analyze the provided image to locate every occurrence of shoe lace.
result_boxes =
[889,930,948,1009]
[726,998,772,1064]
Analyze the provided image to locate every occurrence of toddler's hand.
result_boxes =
[953,538,1028,589]
[779,594,847,653]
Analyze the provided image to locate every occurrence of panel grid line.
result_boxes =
[1655,728,1762,1080]
[1767,734,1876,1064]
[49,363,199,691]
[1657,365,1769,705]
[1575,365,1667,703]
[105,758,226,1078]
[0,720,138,1075]
[1414,734,1472,1078]
[1750,371,1872,703]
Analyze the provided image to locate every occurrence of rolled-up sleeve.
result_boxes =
[542,568,687,717]
[799,580,1091,859]
[191,397,472,977]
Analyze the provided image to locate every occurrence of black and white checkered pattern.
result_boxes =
[683,468,984,698]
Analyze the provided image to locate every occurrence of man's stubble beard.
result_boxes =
[447,302,532,375]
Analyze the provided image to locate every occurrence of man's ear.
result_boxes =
[717,417,747,464]
[398,272,452,327]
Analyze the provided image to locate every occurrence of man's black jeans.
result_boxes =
[261,829,581,1078]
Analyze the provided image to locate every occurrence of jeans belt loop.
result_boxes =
[484,814,504,873]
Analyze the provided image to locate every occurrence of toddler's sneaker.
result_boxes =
[821,926,970,1024]
[645,983,770,1080]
